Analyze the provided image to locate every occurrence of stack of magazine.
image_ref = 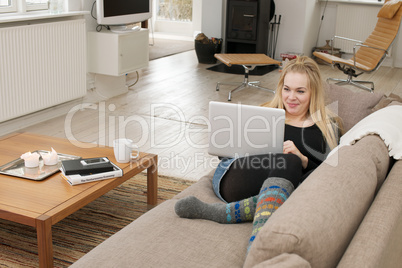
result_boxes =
[60,157,123,185]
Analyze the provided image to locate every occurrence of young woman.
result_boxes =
[175,56,343,251]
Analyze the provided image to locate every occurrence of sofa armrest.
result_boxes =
[244,135,390,268]
[338,160,402,268]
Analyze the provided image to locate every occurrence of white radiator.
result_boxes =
[0,19,87,123]
[334,4,380,54]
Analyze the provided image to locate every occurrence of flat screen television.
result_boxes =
[96,0,152,28]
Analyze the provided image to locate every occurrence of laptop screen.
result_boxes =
[208,101,285,158]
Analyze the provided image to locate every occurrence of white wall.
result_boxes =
[83,0,98,31]
[274,0,317,58]
[316,2,338,45]
[201,0,402,67]
[303,0,322,56]
[193,0,202,36]
[201,0,223,38]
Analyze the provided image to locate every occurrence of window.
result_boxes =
[0,0,17,13]
[26,0,48,11]
[0,0,48,14]
[157,0,192,22]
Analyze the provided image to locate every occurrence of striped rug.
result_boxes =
[0,174,194,267]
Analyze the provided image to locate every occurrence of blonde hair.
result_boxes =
[263,56,343,149]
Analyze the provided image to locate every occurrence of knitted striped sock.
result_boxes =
[174,195,258,224]
[247,177,294,252]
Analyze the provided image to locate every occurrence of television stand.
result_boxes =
[88,28,149,75]
[109,25,140,34]
[87,28,149,98]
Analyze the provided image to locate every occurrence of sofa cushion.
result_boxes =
[173,170,219,202]
[71,171,252,268]
[389,100,402,107]
[373,93,402,111]
[377,0,402,19]
[244,135,390,268]
[325,83,384,132]
[253,253,311,268]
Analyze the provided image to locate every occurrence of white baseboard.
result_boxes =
[0,99,83,137]
[0,89,105,138]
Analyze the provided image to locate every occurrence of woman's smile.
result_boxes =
[286,103,298,108]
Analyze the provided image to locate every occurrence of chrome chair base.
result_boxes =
[216,65,275,101]
[327,76,374,93]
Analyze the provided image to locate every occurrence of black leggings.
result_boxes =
[220,154,303,203]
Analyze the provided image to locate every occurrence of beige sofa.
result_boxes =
[71,85,402,268]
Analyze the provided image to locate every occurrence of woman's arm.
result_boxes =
[283,140,309,169]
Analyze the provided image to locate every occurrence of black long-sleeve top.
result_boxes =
[284,124,330,177]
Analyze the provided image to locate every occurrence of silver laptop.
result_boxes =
[208,101,285,158]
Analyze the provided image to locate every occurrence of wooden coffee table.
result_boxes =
[0,133,158,267]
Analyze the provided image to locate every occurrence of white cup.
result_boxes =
[113,139,140,163]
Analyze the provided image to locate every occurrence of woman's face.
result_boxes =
[281,71,311,119]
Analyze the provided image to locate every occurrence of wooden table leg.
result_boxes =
[36,215,54,268]
[147,155,158,205]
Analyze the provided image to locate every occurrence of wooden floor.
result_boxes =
[19,50,402,181]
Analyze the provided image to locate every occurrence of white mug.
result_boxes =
[113,139,139,163]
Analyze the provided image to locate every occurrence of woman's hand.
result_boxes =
[283,140,308,169]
